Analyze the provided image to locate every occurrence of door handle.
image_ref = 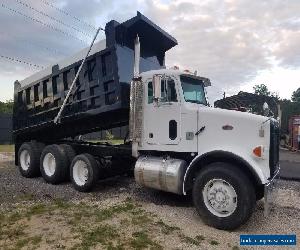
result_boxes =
[195,126,205,135]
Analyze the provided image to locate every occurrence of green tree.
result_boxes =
[291,88,300,102]
[0,100,13,114]
[253,84,270,96]
[253,84,279,100]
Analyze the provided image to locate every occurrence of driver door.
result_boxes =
[144,76,181,145]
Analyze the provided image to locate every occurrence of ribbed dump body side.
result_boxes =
[13,46,127,142]
[13,12,177,143]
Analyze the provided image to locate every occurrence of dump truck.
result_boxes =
[13,12,280,230]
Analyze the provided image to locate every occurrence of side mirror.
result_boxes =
[153,75,161,101]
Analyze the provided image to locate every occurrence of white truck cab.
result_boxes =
[131,66,280,230]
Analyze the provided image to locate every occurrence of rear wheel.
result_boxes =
[40,144,68,184]
[192,162,256,230]
[18,142,43,177]
[59,144,76,180]
[59,144,76,164]
[70,154,99,192]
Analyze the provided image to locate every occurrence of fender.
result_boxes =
[182,150,265,195]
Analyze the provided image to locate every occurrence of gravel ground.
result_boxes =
[0,154,300,249]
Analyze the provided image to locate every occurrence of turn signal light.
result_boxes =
[253,146,263,157]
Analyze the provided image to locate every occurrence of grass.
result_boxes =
[131,213,153,226]
[210,240,219,245]
[15,238,31,249]
[195,235,206,242]
[79,224,119,249]
[95,200,135,222]
[0,197,221,249]
[179,234,201,246]
[7,212,23,224]
[155,220,180,235]
[54,198,72,209]
[0,223,26,242]
[130,231,162,250]
[178,233,207,246]
[15,235,42,249]
[26,204,48,218]
[0,144,14,152]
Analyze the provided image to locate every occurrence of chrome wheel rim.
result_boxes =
[20,150,30,171]
[203,178,237,217]
[73,160,89,186]
[43,153,56,176]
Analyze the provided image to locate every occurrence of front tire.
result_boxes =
[192,162,256,230]
[70,154,99,192]
[40,144,69,184]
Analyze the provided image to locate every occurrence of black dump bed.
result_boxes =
[13,12,177,143]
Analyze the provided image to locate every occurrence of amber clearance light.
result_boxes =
[253,146,263,158]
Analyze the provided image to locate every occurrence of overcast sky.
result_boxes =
[0,0,299,103]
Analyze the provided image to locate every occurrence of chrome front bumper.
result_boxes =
[264,165,280,217]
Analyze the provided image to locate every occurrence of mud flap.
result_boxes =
[264,170,280,217]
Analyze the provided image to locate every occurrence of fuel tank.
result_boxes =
[134,156,187,194]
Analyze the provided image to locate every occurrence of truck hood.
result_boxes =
[199,106,269,124]
[195,106,271,181]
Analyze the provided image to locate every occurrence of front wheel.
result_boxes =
[192,162,256,230]
[70,154,99,192]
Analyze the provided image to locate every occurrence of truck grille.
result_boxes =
[269,119,280,178]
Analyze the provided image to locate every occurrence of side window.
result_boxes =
[148,81,153,104]
[161,78,177,102]
[148,77,177,104]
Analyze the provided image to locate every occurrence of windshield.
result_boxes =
[180,75,207,105]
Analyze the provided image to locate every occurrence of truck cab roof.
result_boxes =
[140,69,212,87]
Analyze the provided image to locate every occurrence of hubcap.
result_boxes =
[43,153,56,177]
[20,150,30,171]
[73,160,89,186]
[203,179,237,217]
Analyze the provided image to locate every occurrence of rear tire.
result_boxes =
[192,162,256,230]
[59,144,76,180]
[70,154,99,192]
[59,144,76,164]
[18,142,43,177]
[40,144,69,184]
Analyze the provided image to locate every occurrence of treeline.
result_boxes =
[0,100,13,114]
[253,84,300,133]
[280,100,300,133]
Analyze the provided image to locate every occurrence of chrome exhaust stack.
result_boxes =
[129,35,143,157]
[133,35,140,78]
